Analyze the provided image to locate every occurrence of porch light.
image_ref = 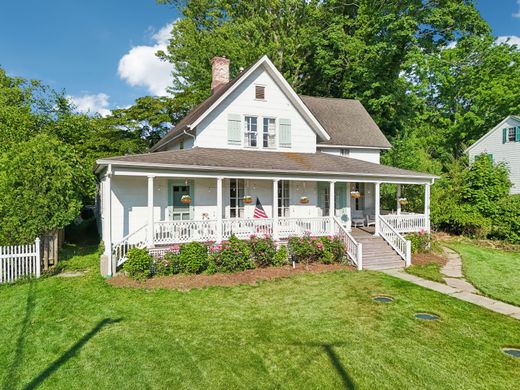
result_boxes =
[351,191,361,199]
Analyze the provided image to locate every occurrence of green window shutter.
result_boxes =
[516,126,520,142]
[488,153,493,162]
[227,114,242,145]
[503,128,508,144]
[279,118,292,148]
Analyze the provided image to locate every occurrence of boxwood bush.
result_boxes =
[124,248,153,280]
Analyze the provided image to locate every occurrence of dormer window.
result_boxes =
[255,85,265,100]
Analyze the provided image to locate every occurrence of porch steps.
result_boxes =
[351,229,405,271]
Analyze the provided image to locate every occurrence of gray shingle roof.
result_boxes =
[300,95,392,148]
[98,147,436,179]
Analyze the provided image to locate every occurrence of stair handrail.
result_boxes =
[333,217,363,270]
[378,216,411,267]
[112,224,148,267]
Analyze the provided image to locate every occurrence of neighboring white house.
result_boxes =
[466,115,520,194]
[95,55,437,276]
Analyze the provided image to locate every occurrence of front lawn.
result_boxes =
[1,245,519,389]
[447,242,520,306]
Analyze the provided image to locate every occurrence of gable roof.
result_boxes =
[150,55,330,151]
[300,95,392,149]
[97,147,436,180]
[465,115,520,153]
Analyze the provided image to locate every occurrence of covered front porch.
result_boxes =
[101,169,432,275]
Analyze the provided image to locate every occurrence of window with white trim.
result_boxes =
[278,180,290,217]
[263,118,276,148]
[229,179,245,218]
[244,116,258,147]
[508,127,517,142]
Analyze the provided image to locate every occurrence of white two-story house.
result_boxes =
[466,115,520,194]
[96,55,436,276]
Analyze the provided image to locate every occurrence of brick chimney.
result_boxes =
[211,56,230,92]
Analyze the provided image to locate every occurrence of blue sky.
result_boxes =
[0,0,518,114]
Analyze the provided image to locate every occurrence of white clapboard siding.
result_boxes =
[0,238,41,284]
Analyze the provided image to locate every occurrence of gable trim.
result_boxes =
[465,115,520,153]
[188,55,330,141]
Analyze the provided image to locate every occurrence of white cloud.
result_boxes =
[513,0,520,18]
[68,93,111,116]
[118,22,174,96]
[496,35,520,48]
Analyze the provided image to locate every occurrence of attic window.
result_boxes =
[255,85,265,100]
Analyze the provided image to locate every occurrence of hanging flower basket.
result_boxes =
[180,195,192,204]
[243,195,253,204]
[399,197,408,206]
[351,191,361,199]
[299,196,309,204]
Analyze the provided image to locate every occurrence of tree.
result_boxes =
[0,134,90,244]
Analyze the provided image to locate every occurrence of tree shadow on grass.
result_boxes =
[290,342,356,390]
[2,281,36,390]
[22,317,122,390]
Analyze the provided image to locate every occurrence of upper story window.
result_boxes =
[255,85,265,100]
[244,116,258,147]
[263,118,276,148]
[508,127,517,142]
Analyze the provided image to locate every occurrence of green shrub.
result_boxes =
[288,235,345,264]
[406,231,431,254]
[320,236,345,263]
[490,194,520,244]
[124,248,153,280]
[153,256,174,276]
[249,235,277,267]
[177,242,209,274]
[208,235,254,273]
[273,245,289,266]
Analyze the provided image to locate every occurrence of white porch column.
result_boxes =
[424,182,431,233]
[346,182,352,231]
[216,177,223,243]
[105,165,113,276]
[374,182,381,236]
[329,181,335,234]
[272,179,279,240]
[147,175,155,248]
[396,184,402,215]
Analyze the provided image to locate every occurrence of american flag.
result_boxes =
[253,198,268,219]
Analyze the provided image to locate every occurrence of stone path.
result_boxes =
[441,247,478,293]
[382,257,520,320]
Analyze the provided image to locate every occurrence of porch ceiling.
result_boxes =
[97,147,437,182]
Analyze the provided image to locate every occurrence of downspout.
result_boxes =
[183,126,196,145]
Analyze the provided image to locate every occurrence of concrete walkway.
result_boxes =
[441,247,478,293]
[383,267,520,320]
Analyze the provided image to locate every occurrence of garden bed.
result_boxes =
[108,263,352,290]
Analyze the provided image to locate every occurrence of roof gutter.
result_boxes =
[150,126,194,152]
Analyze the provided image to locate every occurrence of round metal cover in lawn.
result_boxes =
[373,296,394,303]
[502,347,520,358]
[415,313,439,320]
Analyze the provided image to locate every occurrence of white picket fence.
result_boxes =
[0,238,41,284]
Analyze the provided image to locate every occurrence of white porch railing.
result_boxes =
[333,217,362,270]
[113,225,148,267]
[378,216,411,267]
[278,217,331,238]
[155,220,219,244]
[0,238,41,284]
[381,214,427,233]
[222,218,274,240]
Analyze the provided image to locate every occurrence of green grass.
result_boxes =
[1,246,519,389]
[405,263,445,283]
[447,242,520,306]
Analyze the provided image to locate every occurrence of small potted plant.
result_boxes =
[399,197,408,206]
[351,191,361,199]
[180,195,192,204]
[243,195,253,204]
[299,196,309,204]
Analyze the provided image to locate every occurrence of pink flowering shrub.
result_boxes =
[288,234,345,264]
[207,234,254,273]
[405,232,431,254]
[249,235,277,267]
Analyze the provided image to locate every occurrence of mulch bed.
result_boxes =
[108,263,353,291]
[412,252,447,266]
